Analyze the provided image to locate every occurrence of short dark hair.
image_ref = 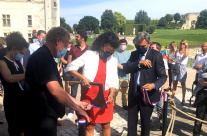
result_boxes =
[6,32,29,51]
[120,39,127,45]
[37,30,46,36]
[91,32,120,52]
[46,27,70,44]
[150,42,161,51]
[77,30,88,42]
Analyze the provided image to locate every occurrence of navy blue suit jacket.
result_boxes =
[123,47,167,104]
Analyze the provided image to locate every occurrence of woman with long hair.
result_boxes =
[0,32,28,136]
[166,41,177,91]
[172,39,189,105]
[65,32,119,136]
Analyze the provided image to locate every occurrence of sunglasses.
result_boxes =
[180,43,185,45]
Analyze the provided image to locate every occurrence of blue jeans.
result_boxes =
[68,77,80,114]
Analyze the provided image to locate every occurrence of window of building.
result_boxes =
[28,33,32,43]
[54,2,57,7]
[28,15,32,27]
[4,33,8,37]
[2,14,11,27]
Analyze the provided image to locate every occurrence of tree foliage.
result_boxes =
[165,14,173,24]
[60,17,72,33]
[146,26,156,34]
[114,11,126,31]
[196,9,207,28]
[101,9,116,31]
[73,24,78,32]
[159,17,167,27]
[135,10,150,26]
[77,16,99,31]
[174,13,181,24]
[126,20,135,24]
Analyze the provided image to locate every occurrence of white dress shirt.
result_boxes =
[28,41,41,55]
[137,51,148,85]
[192,53,207,73]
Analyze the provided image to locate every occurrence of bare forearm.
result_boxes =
[60,58,67,64]
[6,74,25,83]
[118,63,123,69]
[70,70,85,80]
[199,79,207,86]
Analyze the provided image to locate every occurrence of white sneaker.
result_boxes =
[66,113,73,121]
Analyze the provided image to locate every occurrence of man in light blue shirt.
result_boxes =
[113,39,131,110]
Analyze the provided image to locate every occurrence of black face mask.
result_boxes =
[136,45,147,55]
[100,49,112,60]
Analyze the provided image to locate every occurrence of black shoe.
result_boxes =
[191,102,197,108]
[123,105,128,110]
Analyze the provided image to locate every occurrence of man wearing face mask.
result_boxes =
[23,27,91,136]
[122,32,167,136]
[22,30,46,68]
[113,39,131,110]
[28,30,46,55]
[66,30,89,120]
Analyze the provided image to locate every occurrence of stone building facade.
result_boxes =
[0,0,60,42]
[182,13,200,29]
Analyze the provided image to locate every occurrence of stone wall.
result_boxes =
[182,13,199,29]
[0,0,60,42]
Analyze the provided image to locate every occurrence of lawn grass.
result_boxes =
[126,29,207,48]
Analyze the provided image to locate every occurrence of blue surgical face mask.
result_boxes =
[13,52,24,61]
[100,49,112,60]
[39,38,45,46]
[57,48,67,58]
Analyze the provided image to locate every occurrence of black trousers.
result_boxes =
[24,114,57,136]
[128,88,154,136]
[168,63,174,88]
[193,89,207,136]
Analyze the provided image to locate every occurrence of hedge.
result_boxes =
[123,24,146,35]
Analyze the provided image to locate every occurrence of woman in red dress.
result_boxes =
[66,32,120,136]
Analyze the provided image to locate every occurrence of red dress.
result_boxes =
[81,58,113,123]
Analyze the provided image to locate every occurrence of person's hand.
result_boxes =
[107,92,114,103]
[81,77,91,88]
[168,57,172,60]
[139,59,152,68]
[142,83,154,91]
[75,109,90,122]
[185,44,188,48]
[79,101,93,111]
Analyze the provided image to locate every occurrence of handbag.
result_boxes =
[171,63,180,74]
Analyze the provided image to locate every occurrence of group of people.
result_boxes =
[0,26,206,136]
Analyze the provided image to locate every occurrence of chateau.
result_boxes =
[0,0,60,42]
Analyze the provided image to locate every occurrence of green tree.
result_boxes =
[60,17,72,33]
[159,17,167,27]
[146,26,156,34]
[196,9,207,28]
[113,11,126,32]
[126,20,135,24]
[135,10,150,26]
[73,24,78,32]
[165,14,173,24]
[77,16,99,31]
[174,13,181,24]
[101,9,116,31]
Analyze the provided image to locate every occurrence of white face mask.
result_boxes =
[120,45,127,51]
[67,47,71,51]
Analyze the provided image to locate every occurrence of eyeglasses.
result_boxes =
[180,43,185,45]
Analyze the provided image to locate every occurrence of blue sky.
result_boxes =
[60,0,207,27]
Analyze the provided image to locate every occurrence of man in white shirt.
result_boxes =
[192,42,207,107]
[22,30,46,67]
[29,30,46,54]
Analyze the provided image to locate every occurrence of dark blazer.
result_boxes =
[123,47,167,103]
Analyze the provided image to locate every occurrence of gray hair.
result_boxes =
[134,32,150,44]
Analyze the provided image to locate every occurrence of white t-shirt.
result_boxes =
[168,50,176,64]
[163,59,169,70]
